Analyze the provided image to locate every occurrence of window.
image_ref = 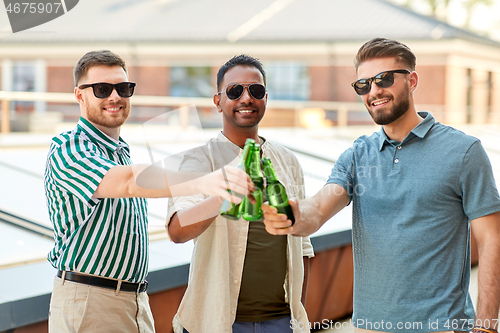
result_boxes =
[265,62,310,101]
[1,59,46,113]
[12,61,36,112]
[466,68,472,124]
[487,71,493,118]
[169,66,213,98]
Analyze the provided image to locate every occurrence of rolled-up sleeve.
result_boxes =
[165,194,206,239]
[301,236,314,258]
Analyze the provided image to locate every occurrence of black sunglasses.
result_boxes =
[219,83,266,100]
[79,82,136,98]
[351,70,410,96]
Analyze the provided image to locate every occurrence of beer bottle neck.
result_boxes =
[238,139,255,169]
[263,161,278,183]
[247,148,263,178]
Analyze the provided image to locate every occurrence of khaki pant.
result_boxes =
[49,276,155,333]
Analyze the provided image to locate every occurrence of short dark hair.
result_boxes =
[73,50,127,86]
[216,54,266,91]
[354,38,416,71]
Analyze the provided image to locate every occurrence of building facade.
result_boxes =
[0,0,499,128]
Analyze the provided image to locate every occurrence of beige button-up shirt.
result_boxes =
[167,132,314,333]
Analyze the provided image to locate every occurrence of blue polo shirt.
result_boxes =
[327,112,500,332]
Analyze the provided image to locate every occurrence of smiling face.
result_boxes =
[214,65,267,134]
[75,65,131,135]
[357,57,412,126]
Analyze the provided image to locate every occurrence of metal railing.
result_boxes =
[0,91,370,133]
[2,90,499,134]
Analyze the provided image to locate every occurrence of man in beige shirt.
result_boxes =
[166,54,314,333]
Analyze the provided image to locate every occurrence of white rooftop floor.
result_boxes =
[1,121,499,329]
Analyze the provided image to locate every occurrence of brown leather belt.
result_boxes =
[57,270,148,293]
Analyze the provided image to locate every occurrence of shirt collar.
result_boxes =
[217,131,267,150]
[378,111,435,151]
[77,117,129,153]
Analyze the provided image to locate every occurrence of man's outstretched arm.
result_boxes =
[93,164,252,202]
[471,211,500,331]
[263,183,350,237]
[167,196,224,243]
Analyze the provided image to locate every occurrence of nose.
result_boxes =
[107,87,121,102]
[369,80,384,96]
[239,86,253,103]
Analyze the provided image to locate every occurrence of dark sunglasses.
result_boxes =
[79,82,136,98]
[219,83,266,100]
[351,69,410,96]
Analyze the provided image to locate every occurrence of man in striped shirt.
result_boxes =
[44,50,251,333]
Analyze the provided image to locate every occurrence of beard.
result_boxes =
[86,102,131,129]
[367,85,410,126]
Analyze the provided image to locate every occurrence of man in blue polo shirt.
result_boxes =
[263,38,500,333]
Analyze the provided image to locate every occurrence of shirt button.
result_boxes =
[394,159,399,164]
[238,248,243,252]
[234,279,238,284]
[397,146,402,150]
[231,311,235,314]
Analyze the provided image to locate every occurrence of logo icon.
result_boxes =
[3,0,78,33]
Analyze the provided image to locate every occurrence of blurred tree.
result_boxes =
[397,0,451,20]
[391,0,494,31]
[462,0,493,29]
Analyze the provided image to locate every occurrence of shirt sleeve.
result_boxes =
[294,155,314,257]
[165,145,212,239]
[460,140,500,220]
[301,236,315,257]
[286,154,306,201]
[47,137,116,207]
[295,155,306,201]
[326,146,355,201]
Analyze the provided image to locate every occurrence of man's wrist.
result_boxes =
[170,178,197,197]
[474,325,498,333]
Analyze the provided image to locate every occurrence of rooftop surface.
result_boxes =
[1,120,500,330]
[0,0,498,46]
[0,119,358,330]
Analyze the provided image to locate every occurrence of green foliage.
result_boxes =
[388,0,495,34]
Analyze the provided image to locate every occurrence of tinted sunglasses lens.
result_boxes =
[375,72,395,88]
[115,82,135,98]
[226,84,244,100]
[93,83,113,98]
[249,84,266,99]
[353,71,397,95]
[354,80,370,95]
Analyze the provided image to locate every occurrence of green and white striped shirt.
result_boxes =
[44,117,149,283]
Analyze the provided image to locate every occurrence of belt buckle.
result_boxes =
[115,280,122,296]
[139,280,148,293]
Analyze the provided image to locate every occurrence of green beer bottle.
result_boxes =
[262,157,295,225]
[241,143,264,221]
[220,138,255,220]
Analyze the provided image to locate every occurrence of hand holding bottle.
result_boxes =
[241,143,264,221]
[262,198,300,233]
[262,157,295,225]
[220,138,255,219]
[195,165,254,203]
